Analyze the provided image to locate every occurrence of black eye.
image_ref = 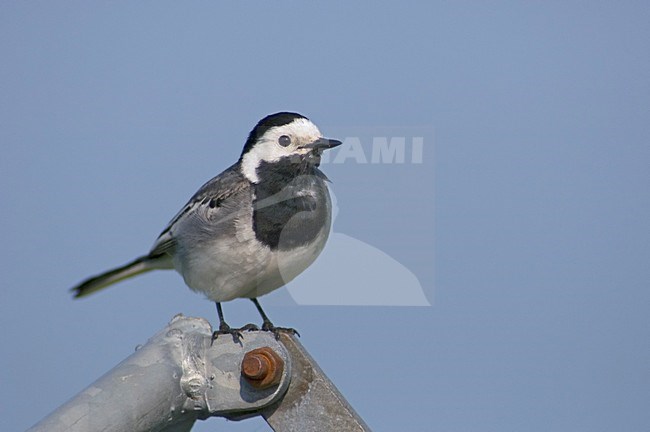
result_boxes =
[278,135,292,147]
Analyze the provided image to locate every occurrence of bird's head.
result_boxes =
[240,112,341,183]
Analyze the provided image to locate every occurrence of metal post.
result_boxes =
[28,314,371,431]
[260,334,371,431]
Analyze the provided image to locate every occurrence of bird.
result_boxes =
[71,112,342,340]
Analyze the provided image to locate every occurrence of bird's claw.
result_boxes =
[239,323,260,332]
[211,322,260,345]
[261,320,300,340]
[211,322,244,344]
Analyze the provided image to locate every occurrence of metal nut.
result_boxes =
[241,347,284,389]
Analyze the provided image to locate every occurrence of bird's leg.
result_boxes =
[211,302,244,343]
[251,298,300,339]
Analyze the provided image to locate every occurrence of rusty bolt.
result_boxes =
[241,346,284,389]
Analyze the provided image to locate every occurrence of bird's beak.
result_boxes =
[302,137,343,151]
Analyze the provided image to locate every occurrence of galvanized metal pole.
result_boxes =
[28,314,371,431]
[27,315,291,432]
[260,334,372,432]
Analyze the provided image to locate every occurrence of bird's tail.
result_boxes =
[70,255,162,298]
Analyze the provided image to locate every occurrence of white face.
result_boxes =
[241,118,323,183]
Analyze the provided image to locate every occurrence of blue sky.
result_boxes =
[2,2,649,431]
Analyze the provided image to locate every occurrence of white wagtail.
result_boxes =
[71,112,342,339]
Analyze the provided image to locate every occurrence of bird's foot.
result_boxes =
[211,322,244,344]
[261,320,300,340]
[211,323,259,345]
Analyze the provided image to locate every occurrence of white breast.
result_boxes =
[172,199,332,303]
